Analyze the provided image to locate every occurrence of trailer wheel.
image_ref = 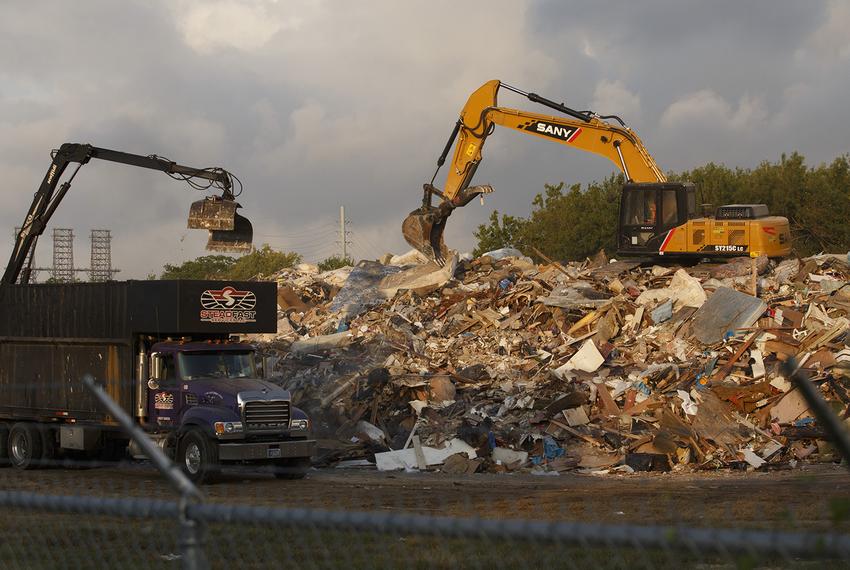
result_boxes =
[273,458,310,480]
[0,424,10,467]
[178,429,219,484]
[9,423,43,470]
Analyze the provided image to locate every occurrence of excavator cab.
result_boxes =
[188,196,253,253]
[617,183,695,256]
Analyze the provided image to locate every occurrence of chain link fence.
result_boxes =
[1,464,850,569]
[0,367,847,569]
[0,492,845,569]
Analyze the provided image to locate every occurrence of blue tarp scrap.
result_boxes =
[530,436,565,465]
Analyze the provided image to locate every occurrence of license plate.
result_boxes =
[267,448,282,459]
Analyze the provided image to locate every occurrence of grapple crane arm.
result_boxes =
[3,143,251,286]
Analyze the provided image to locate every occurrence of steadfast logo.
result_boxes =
[200,286,257,324]
[522,121,582,142]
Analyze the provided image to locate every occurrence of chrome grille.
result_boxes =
[243,400,290,431]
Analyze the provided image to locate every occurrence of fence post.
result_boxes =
[781,359,850,469]
[83,374,208,570]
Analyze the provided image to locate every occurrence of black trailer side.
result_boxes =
[0,280,277,424]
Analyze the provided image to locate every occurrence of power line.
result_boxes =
[349,229,386,259]
[254,225,338,240]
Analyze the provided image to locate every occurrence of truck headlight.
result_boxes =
[289,419,309,431]
[214,421,243,435]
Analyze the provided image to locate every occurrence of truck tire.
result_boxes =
[273,457,310,480]
[9,423,43,470]
[178,429,219,484]
[0,424,10,467]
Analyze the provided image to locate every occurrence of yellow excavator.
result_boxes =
[402,80,791,263]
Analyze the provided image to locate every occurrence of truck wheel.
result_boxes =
[0,424,10,467]
[9,423,43,470]
[273,458,311,480]
[178,429,219,484]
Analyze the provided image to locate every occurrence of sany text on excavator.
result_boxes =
[3,143,253,286]
[402,80,791,263]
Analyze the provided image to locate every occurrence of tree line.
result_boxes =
[158,245,301,280]
[157,246,353,280]
[473,153,850,260]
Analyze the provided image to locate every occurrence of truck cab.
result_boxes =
[141,340,314,482]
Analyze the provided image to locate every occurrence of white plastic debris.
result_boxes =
[677,390,699,415]
[567,339,605,373]
[374,438,477,471]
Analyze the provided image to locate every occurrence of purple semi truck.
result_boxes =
[0,279,314,483]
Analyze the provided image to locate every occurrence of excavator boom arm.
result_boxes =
[442,80,665,202]
[3,143,250,286]
[403,80,666,262]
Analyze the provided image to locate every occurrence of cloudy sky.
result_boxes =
[2,0,848,279]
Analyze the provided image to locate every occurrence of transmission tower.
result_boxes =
[52,228,74,283]
[89,229,113,282]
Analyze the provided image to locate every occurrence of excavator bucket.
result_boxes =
[188,196,240,231]
[188,196,253,253]
[402,185,493,263]
[402,206,450,263]
[206,212,253,253]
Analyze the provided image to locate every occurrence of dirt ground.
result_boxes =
[2,462,849,531]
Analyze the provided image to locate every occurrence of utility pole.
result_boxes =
[339,206,351,260]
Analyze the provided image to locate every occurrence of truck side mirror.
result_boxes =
[149,353,164,389]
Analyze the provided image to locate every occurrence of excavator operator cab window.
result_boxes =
[621,187,659,247]
[620,183,690,251]
[686,187,697,219]
[661,189,678,227]
[623,188,658,226]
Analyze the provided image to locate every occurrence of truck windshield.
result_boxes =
[177,351,256,380]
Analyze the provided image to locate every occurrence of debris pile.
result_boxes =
[258,250,850,475]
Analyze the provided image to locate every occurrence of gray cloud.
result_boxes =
[2,0,848,278]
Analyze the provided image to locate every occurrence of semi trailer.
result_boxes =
[0,279,314,482]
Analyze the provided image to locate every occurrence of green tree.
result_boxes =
[224,245,301,280]
[472,211,528,256]
[473,153,850,260]
[160,246,301,280]
[317,255,354,271]
[160,255,236,280]
[474,175,622,262]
